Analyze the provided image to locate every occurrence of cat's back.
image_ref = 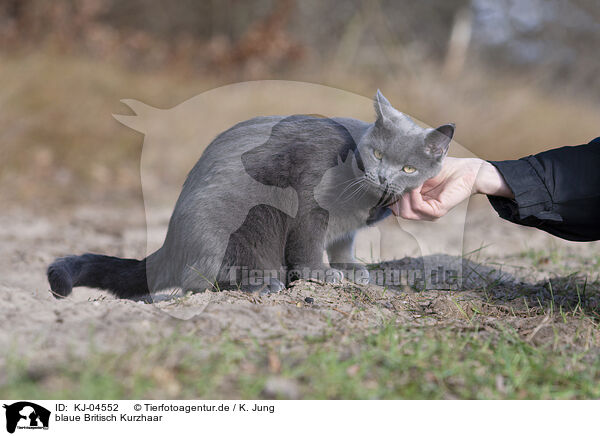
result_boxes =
[182,114,369,196]
[204,115,284,156]
[331,117,371,144]
[203,115,369,159]
[179,116,281,186]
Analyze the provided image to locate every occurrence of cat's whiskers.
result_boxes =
[336,178,366,202]
[372,184,402,209]
[339,186,363,203]
[331,176,364,189]
[342,182,369,204]
[353,184,370,203]
[380,190,401,208]
[331,177,363,202]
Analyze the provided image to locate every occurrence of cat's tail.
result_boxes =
[47,252,162,299]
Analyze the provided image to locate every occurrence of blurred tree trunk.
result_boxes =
[443,7,472,78]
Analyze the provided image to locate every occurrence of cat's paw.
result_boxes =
[329,263,370,285]
[241,278,285,295]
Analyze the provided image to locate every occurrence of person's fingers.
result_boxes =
[392,189,443,221]
[408,189,445,220]
[391,191,419,219]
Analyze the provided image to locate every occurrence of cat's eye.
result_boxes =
[402,165,417,174]
[373,149,383,160]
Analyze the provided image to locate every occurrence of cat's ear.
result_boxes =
[424,123,455,159]
[374,90,393,127]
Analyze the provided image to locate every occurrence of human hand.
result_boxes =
[391,157,513,221]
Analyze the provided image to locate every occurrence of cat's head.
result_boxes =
[356,90,454,206]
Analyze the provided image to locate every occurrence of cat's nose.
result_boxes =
[378,174,387,184]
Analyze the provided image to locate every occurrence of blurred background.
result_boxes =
[1,0,600,208]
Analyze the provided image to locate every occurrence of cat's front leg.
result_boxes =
[285,207,343,284]
[327,232,370,285]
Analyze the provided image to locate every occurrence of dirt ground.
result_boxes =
[2,193,600,385]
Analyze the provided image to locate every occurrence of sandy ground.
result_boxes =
[1,195,599,378]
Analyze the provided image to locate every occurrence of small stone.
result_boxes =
[346,364,360,377]
[304,297,314,304]
[262,377,300,399]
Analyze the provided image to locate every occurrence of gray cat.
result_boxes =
[47,91,454,298]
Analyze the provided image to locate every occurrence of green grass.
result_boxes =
[4,323,600,400]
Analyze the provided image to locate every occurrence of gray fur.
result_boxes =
[47,91,454,298]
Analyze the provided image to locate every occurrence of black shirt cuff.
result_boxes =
[487,157,562,224]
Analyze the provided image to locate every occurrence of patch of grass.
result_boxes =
[519,247,562,267]
[3,321,600,400]
[280,325,600,399]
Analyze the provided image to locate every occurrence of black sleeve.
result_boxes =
[487,137,600,242]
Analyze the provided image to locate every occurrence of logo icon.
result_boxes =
[3,402,50,434]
